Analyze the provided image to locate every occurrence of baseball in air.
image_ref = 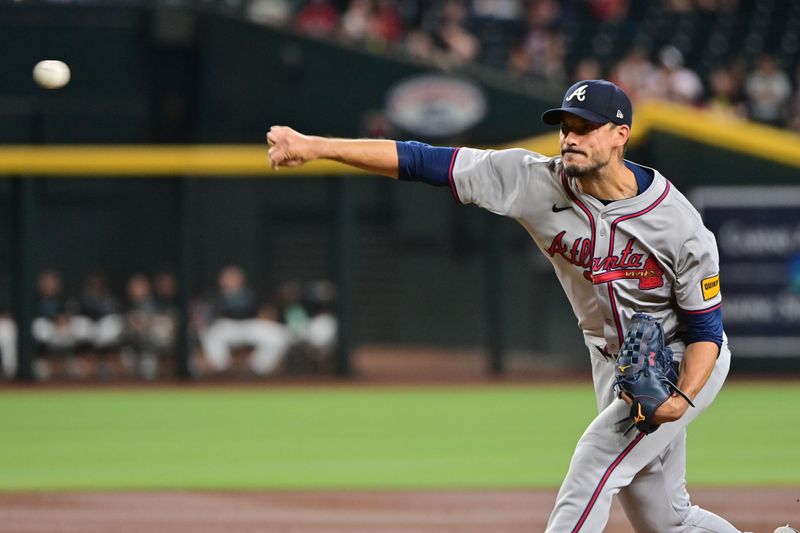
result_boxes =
[32,60,71,89]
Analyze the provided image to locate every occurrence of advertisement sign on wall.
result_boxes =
[385,74,487,138]
[692,187,800,357]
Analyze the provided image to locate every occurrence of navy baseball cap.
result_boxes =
[541,80,633,127]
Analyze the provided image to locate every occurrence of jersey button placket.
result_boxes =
[595,210,616,353]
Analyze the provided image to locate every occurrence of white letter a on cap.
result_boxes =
[566,84,588,102]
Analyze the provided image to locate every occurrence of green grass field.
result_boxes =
[0,383,797,491]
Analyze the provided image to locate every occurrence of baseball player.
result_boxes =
[267,80,791,532]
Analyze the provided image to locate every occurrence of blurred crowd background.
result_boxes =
[243,0,800,130]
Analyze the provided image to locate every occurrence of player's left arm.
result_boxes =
[652,341,718,423]
[653,223,724,424]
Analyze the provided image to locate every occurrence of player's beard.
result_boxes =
[562,151,611,178]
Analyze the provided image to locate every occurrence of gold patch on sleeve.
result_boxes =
[701,274,720,300]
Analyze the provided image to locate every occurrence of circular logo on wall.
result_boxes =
[385,75,487,138]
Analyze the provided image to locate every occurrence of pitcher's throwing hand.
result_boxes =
[267,126,318,170]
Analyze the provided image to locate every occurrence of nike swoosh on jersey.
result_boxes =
[552,204,571,212]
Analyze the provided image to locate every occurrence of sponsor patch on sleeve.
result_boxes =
[701,274,720,300]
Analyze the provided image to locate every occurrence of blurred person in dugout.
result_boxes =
[73,272,125,362]
[153,271,179,315]
[31,270,85,378]
[278,280,338,361]
[0,289,16,379]
[122,273,176,380]
[201,265,291,375]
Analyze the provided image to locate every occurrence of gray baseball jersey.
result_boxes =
[451,147,722,359]
[450,147,739,532]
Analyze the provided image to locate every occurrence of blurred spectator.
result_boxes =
[155,271,181,368]
[663,0,692,12]
[369,0,404,45]
[294,0,340,37]
[787,66,800,132]
[529,0,562,27]
[705,65,746,119]
[744,55,792,127]
[360,109,394,138]
[471,0,523,22]
[610,48,659,102]
[279,281,308,331]
[341,0,372,42]
[278,280,338,369]
[300,280,338,356]
[246,0,293,26]
[510,1,565,82]
[0,308,15,379]
[342,0,404,51]
[471,0,525,69]
[75,272,125,361]
[122,274,176,380]
[704,0,738,12]
[404,28,437,62]
[31,270,84,379]
[509,29,565,84]
[429,0,480,66]
[588,0,629,23]
[200,265,291,375]
[154,270,179,312]
[650,45,704,105]
[664,0,738,12]
[572,57,603,82]
[0,280,14,378]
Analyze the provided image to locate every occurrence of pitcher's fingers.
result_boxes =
[270,147,287,164]
[268,149,283,168]
[267,130,281,145]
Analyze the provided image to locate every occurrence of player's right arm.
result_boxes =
[267,126,460,190]
[267,126,547,218]
[267,126,400,177]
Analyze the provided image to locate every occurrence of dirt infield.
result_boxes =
[0,488,797,532]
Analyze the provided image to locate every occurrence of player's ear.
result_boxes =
[613,124,631,148]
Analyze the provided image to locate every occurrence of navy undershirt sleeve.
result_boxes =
[681,307,723,349]
[624,160,654,193]
[396,141,457,187]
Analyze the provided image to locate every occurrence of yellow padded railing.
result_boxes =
[0,102,799,176]
[0,144,364,176]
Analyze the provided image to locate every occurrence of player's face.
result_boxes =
[559,114,620,178]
